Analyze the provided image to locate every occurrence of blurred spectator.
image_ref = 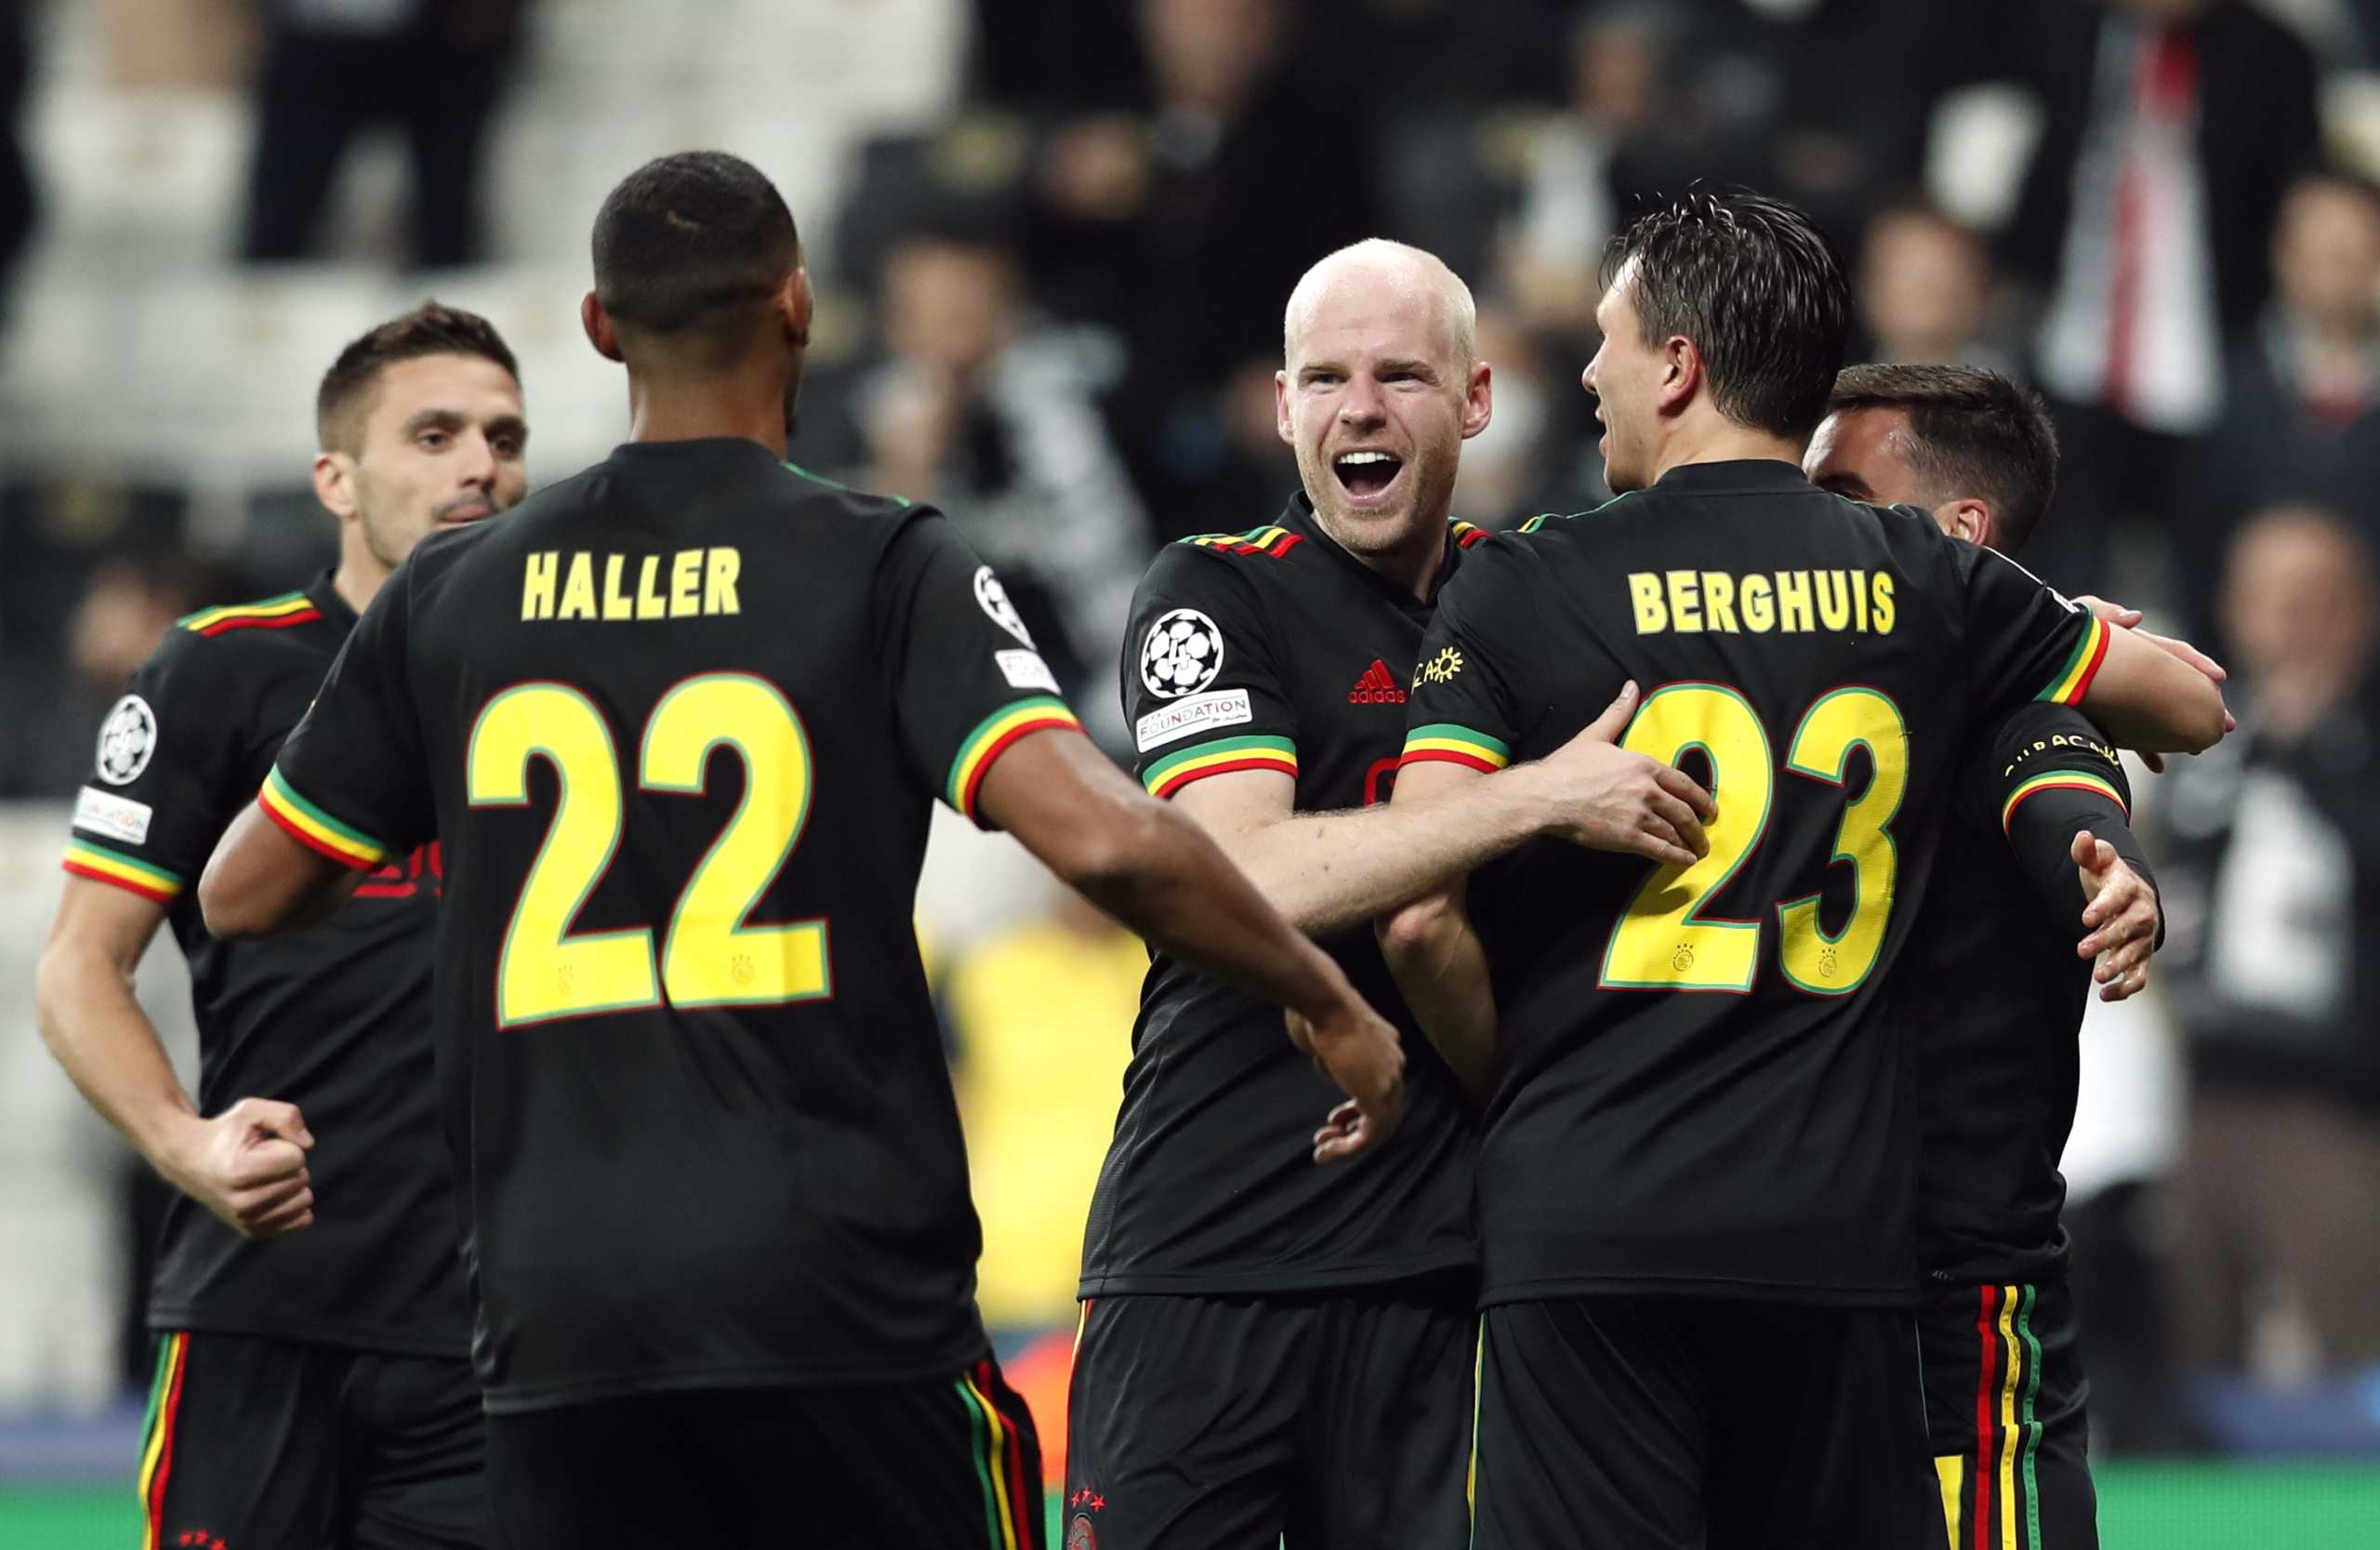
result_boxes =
[1995,0,2321,593]
[858,226,1149,745]
[1022,0,1375,536]
[1450,305,1606,524]
[943,890,1143,1328]
[2187,172,2380,643]
[0,545,225,798]
[239,0,527,268]
[2157,506,2380,1380]
[0,0,33,315]
[1851,198,2015,372]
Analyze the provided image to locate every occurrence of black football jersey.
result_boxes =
[60,573,468,1357]
[1902,700,2147,1288]
[1399,460,2110,1305]
[1078,494,1486,1297]
[264,439,1087,1413]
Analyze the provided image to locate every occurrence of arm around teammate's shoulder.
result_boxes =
[2076,623,2230,754]
[974,727,1405,1162]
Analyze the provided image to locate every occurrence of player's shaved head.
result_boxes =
[1284,239,1476,371]
[591,152,803,347]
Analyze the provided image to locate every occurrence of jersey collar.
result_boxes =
[1281,491,1460,614]
[1649,458,1814,495]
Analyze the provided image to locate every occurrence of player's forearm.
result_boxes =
[199,803,359,940]
[1074,798,1362,1022]
[33,940,202,1176]
[1210,774,1555,935]
[2080,627,2228,753]
[1378,889,1498,1101]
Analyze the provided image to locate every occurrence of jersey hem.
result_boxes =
[145,1305,470,1361]
[1077,1246,1478,1300]
[1479,1272,1918,1308]
[476,1337,996,1414]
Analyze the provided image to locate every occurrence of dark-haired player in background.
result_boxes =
[35,303,528,1550]
[1068,238,1715,1550]
[198,151,1407,1550]
[1379,192,2229,1550]
[1807,364,2208,1550]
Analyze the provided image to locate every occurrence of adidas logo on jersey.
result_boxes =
[1348,660,1408,705]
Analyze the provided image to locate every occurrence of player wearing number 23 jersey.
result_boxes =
[1382,192,2225,1550]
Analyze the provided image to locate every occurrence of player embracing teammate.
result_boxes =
[146,154,2235,1550]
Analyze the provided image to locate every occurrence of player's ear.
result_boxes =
[312,450,359,523]
[1461,360,1494,441]
[1941,498,1992,547]
[581,291,624,364]
[1275,369,1294,444]
[1659,336,1699,414]
[778,265,814,350]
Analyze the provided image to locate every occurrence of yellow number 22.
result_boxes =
[467,673,829,1028]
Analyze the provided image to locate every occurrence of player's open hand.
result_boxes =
[1534,681,1716,867]
[167,1097,316,1240]
[1287,1000,1406,1165]
[2072,597,2236,771]
[2073,831,2159,1001]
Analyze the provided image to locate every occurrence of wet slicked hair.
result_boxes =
[316,302,519,454]
[1829,363,2061,556]
[591,151,801,338]
[1603,189,1849,440]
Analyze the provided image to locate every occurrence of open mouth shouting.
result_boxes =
[1332,448,1406,507]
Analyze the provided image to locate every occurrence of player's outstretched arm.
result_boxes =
[36,879,316,1239]
[1173,682,1712,935]
[1375,759,1501,1104]
[977,727,1407,1162]
[2076,624,2230,754]
[199,802,364,941]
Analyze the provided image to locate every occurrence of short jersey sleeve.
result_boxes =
[873,512,1087,828]
[1961,700,2150,935]
[1398,536,1544,775]
[60,636,244,906]
[1955,539,2110,720]
[262,576,433,869]
[1120,544,1298,800]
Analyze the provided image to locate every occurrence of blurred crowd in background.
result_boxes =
[1,0,2379,1460]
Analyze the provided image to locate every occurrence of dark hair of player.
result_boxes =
[315,301,521,455]
[1829,363,2061,557]
[591,151,801,342]
[1601,189,1850,440]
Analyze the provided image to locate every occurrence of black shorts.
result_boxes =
[1064,1280,1474,1550]
[1919,1280,2096,1550]
[1472,1296,1937,1550]
[138,1329,485,1550]
[483,1357,1042,1550]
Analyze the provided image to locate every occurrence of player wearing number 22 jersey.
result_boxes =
[206,152,1421,1550]
[1382,192,2227,1550]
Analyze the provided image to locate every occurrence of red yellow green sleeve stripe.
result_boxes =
[2035,615,2110,706]
[258,767,391,869]
[1400,722,1512,773]
[947,696,1084,821]
[178,591,318,636]
[62,839,182,904]
[1142,735,1297,798]
[2000,770,2129,834]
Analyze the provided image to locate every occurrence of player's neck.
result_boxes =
[1313,506,1445,602]
[623,363,794,460]
[332,541,390,616]
[1646,418,1806,486]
